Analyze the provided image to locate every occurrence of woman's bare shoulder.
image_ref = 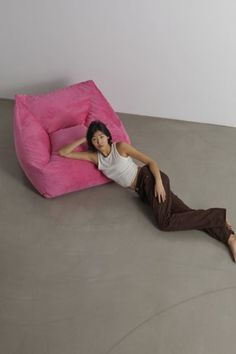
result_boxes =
[116,141,153,165]
[115,141,130,157]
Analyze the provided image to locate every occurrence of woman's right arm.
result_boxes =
[58,137,97,164]
[58,137,87,156]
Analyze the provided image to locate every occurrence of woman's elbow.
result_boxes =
[58,149,68,157]
[147,159,156,166]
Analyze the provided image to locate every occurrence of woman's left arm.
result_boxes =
[118,142,166,203]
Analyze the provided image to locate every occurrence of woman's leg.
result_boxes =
[170,190,194,213]
[171,190,234,244]
[136,165,234,245]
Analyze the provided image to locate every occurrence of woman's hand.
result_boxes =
[154,180,166,203]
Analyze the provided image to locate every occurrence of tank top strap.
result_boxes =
[113,142,120,157]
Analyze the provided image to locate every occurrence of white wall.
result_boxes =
[1,0,236,127]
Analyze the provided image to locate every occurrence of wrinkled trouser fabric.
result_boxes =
[135,165,235,245]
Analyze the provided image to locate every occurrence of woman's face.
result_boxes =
[91,130,109,151]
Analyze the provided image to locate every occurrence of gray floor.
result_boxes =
[1,98,236,354]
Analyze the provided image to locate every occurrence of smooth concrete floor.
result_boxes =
[1,98,236,354]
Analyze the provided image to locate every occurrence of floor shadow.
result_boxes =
[0,99,39,195]
[132,193,157,227]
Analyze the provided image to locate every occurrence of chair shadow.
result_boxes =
[0,99,39,195]
[132,193,157,227]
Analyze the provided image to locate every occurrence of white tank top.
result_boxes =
[97,143,139,188]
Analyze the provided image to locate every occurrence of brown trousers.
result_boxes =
[135,165,234,245]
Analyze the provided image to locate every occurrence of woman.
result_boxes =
[59,120,236,262]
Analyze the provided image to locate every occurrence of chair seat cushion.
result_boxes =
[14,80,131,198]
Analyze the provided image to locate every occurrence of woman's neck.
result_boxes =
[100,143,112,157]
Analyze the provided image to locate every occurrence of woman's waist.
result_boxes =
[129,166,142,190]
[129,164,152,191]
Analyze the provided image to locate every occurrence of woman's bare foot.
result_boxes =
[226,219,233,230]
[228,233,236,262]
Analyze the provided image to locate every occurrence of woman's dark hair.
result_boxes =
[86,120,113,151]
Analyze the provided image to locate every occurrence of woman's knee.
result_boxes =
[160,172,170,191]
[160,171,170,184]
[156,215,170,231]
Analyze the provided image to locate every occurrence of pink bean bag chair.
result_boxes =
[14,80,131,198]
